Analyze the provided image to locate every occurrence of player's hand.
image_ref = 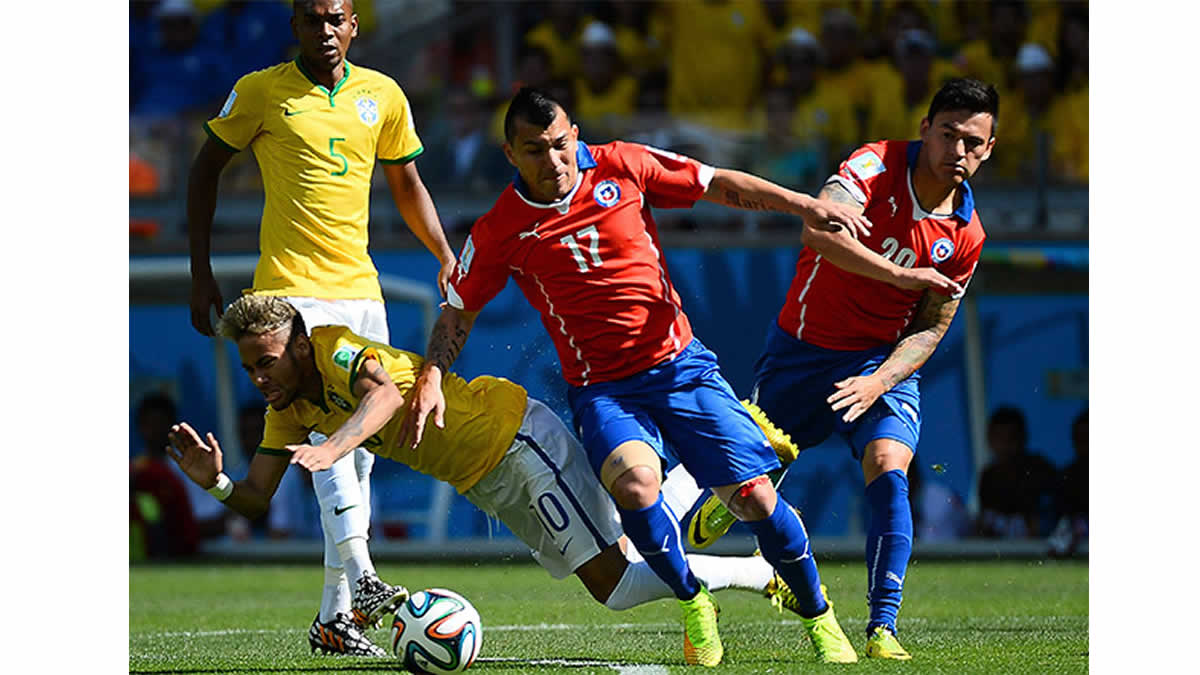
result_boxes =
[895,267,963,295]
[166,422,223,488]
[802,198,873,239]
[399,368,446,449]
[827,375,888,424]
[190,272,224,336]
[287,443,340,472]
[436,259,457,299]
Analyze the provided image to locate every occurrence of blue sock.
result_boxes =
[618,493,700,600]
[748,498,827,618]
[864,469,913,635]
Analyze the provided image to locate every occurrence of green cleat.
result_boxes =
[687,492,740,549]
[687,400,798,549]
[680,585,723,666]
[865,625,912,660]
[765,579,859,664]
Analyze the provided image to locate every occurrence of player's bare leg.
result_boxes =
[861,438,914,659]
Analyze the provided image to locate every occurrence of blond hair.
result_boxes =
[216,295,303,342]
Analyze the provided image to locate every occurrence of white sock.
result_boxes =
[687,553,774,593]
[603,559,677,611]
[336,536,375,587]
[320,566,351,622]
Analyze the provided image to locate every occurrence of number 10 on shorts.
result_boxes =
[530,491,573,557]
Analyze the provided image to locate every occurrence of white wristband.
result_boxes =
[206,472,233,501]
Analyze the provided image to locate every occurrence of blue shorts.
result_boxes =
[567,338,779,489]
[752,321,921,461]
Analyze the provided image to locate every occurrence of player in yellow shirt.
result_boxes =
[185,0,456,657]
[168,295,789,649]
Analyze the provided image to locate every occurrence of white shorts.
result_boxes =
[464,399,623,579]
[282,296,389,343]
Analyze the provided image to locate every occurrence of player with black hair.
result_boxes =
[401,86,879,666]
[693,77,998,660]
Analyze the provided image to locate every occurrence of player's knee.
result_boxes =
[721,475,777,522]
[600,442,663,510]
[607,465,661,510]
[862,439,914,485]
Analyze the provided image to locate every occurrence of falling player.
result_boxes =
[168,295,790,645]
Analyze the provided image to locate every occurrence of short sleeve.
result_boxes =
[260,406,309,451]
[204,71,266,152]
[376,79,424,164]
[445,231,509,312]
[825,143,888,207]
[349,343,420,394]
[625,142,713,209]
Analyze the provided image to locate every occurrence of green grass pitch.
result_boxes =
[130,559,1087,674]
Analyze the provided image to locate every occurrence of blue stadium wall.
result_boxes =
[130,247,1088,538]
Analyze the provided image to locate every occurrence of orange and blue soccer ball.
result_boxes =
[391,588,482,673]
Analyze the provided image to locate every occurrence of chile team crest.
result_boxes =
[356,97,379,126]
[593,180,621,207]
[931,237,955,263]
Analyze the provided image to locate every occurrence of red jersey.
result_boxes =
[447,141,713,386]
[778,140,986,351]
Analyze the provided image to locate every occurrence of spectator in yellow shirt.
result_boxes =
[522,2,590,81]
[865,29,962,143]
[990,43,1086,183]
[654,0,774,132]
[774,27,859,166]
[573,22,639,142]
[953,0,1029,93]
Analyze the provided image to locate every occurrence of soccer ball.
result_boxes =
[391,588,482,674]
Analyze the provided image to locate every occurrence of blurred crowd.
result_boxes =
[130,0,1089,227]
[910,404,1088,556]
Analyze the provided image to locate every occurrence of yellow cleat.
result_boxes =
[766,579,859,664]
[741,399,799,463]
[680,585,723,666]
[865,625,912,660]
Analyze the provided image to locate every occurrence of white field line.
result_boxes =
[481,657,669,672]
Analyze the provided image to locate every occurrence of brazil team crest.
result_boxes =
[593,180,621,207]
[931,237,955,263]
[356,97,379,126]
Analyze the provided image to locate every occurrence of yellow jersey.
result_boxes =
[259,325,528,494]
[204,58,424,302]
[655,0,773,131]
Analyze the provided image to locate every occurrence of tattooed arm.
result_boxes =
[288,357,407,471]
[801,182,962,294]
[701,168,873,238]
[399,306,480,448]
[827,291,961,423]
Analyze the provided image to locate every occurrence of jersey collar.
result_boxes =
[293,56,352,102]
[907,141,975,222]
[512,141,597,212]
